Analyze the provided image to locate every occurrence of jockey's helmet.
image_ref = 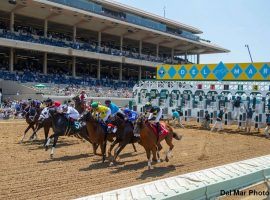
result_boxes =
[62,104,68,111]
[123,108,130,114]
[105,99,111,105]
[91,102,99,108]
[54,101,61,107]
[145,102,152,108]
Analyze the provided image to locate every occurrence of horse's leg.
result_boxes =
[45,133,55,151]
[29,125,37,141]
[157,143,163,162]
[132,143,137,152]
[20,124,32,143]
[108,138,119,159]
[50,135,59,159]
[146,149,153,170]
[92,143,100,155]
[113,141,128,163]
[164,135,174,162]
[43,126,50,147]
[101,135,108,163]
[152,146,158,162]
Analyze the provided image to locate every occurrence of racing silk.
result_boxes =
[149,106,160,115]
[107,102,120,115]
[79,94,87,101]
[94,105,111,121]
[125,110,138,122]
[66,106,80,120]
[172,111,179,119]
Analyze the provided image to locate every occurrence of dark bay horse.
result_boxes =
[29,107,52,146]
[44,109,90,158]
[72,95,85,114]
[80,111,114,163]
[134,115,182,169]
[107,114,139,166]
[20,105,42,143]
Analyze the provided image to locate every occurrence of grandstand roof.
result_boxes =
[0,0,229,55]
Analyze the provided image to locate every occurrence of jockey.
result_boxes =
[123,108,138,123]
[62,104,80,120]
[145,102,163,134]
[105,100,122,116]
[91,102,111,123]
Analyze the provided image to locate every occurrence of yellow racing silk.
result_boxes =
[94,105,110,118]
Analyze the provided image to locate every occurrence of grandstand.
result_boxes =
[0,0,229,99]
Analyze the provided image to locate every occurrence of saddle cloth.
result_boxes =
[147,122,169,137]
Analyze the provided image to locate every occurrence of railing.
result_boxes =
[75,154,270,200]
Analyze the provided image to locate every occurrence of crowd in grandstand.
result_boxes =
[0,22,188,64]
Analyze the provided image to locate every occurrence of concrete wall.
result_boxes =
[0,80,42,100]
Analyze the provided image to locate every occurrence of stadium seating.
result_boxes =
[0,27,189,64]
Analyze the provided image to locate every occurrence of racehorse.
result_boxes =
[134,114,182,169]
[72,95,85,114]
[44,108,90,158]
[20,104,42,143]
[107,114,139,166]
[29,107,52,146]
[80,111,112,163]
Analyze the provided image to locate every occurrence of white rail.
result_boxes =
[76,154,270,200]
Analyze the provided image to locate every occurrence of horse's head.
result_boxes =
[80,111,94,122]
[107,114,125,134]
[72,95,80,103]
[134,114,145,135]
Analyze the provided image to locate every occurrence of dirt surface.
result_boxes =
[1,120,270,200]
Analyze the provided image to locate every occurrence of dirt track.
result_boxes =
[1,120,270,200]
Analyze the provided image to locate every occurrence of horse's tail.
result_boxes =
[173,132,182,140]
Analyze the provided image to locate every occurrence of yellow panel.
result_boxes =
[156,62,270,81]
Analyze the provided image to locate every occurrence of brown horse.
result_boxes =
[134,115,182,169]
[72,95,85,114]
[80,111,114,163]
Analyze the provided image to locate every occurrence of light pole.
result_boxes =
[163,6,166,18]
[245,44,253,63]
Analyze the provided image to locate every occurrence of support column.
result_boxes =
[119,63,123,81]
[9,48,14,72]
[10,12,14,32]
[44,19,48,37]
[184,52,188,62]
[97,60,101,80]
[98,32,101,47]
[156,44,159,58]
[110,66,113,76]
[72,57,76,77]
[138,66,142,81]
[120,35,123,52]
[73,25,77,42]
[171,48,174,61]
[197,54,200,64]
[43,52,47,75]
[139,40,142,56]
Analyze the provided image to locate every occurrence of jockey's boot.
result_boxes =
[156,122,161,135]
